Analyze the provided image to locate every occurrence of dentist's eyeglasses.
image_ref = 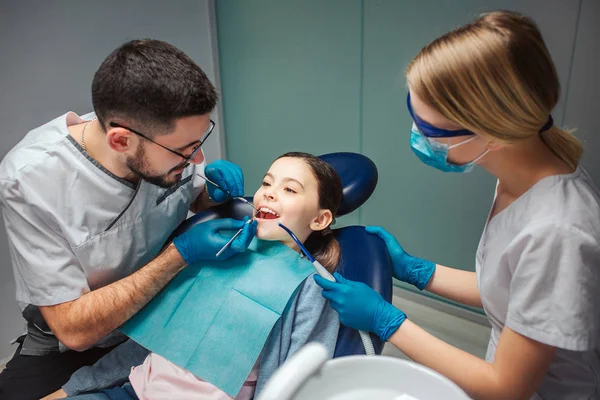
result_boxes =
[109,120,215,165]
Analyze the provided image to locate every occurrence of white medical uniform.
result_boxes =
[0,112,206,355]
[477,167,600,399]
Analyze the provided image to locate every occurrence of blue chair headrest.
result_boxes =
[319,152,378,216]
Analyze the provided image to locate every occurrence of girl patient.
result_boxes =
[60,152,343,400]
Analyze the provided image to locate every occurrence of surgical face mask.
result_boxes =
[410,123,489,173]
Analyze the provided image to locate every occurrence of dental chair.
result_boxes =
[171,152,393,356]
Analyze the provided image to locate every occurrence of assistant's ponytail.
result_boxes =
[540,126,582,170]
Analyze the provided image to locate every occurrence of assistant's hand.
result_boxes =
[173,217,257,264]
[314,272,406,341]
[366,226,436,290]
[204,160,244,203]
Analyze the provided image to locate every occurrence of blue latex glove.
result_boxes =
[173,217,257,264]
[314,272,406,341]
[204,160,244,203]
[366,226,436,290]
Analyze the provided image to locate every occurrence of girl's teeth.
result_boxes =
[259,207,279,217]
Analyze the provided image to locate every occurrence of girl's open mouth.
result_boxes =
[255,206,281,220]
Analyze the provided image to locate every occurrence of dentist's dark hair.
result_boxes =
[276,152,343,272]
[92,39,218,135]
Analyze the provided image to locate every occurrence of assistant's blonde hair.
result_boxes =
[406,10,582,169]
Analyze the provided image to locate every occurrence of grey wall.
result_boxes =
[564,0,600,168]
[0,0,222,361]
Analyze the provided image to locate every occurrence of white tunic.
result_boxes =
[477,167,600,399]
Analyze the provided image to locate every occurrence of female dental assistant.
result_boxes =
[315,10,600,400]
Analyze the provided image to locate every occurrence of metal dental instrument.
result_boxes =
[194,173,257,258]
[196,173,259,213]
[277,222,376,356]
[215,218,254,258]
[230,196,259,212]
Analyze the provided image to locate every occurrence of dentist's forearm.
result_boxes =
[40,244,186,351]
[424,265,482,308]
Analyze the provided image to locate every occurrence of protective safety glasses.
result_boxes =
[407,92,554,137]
[406,92,475,138]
